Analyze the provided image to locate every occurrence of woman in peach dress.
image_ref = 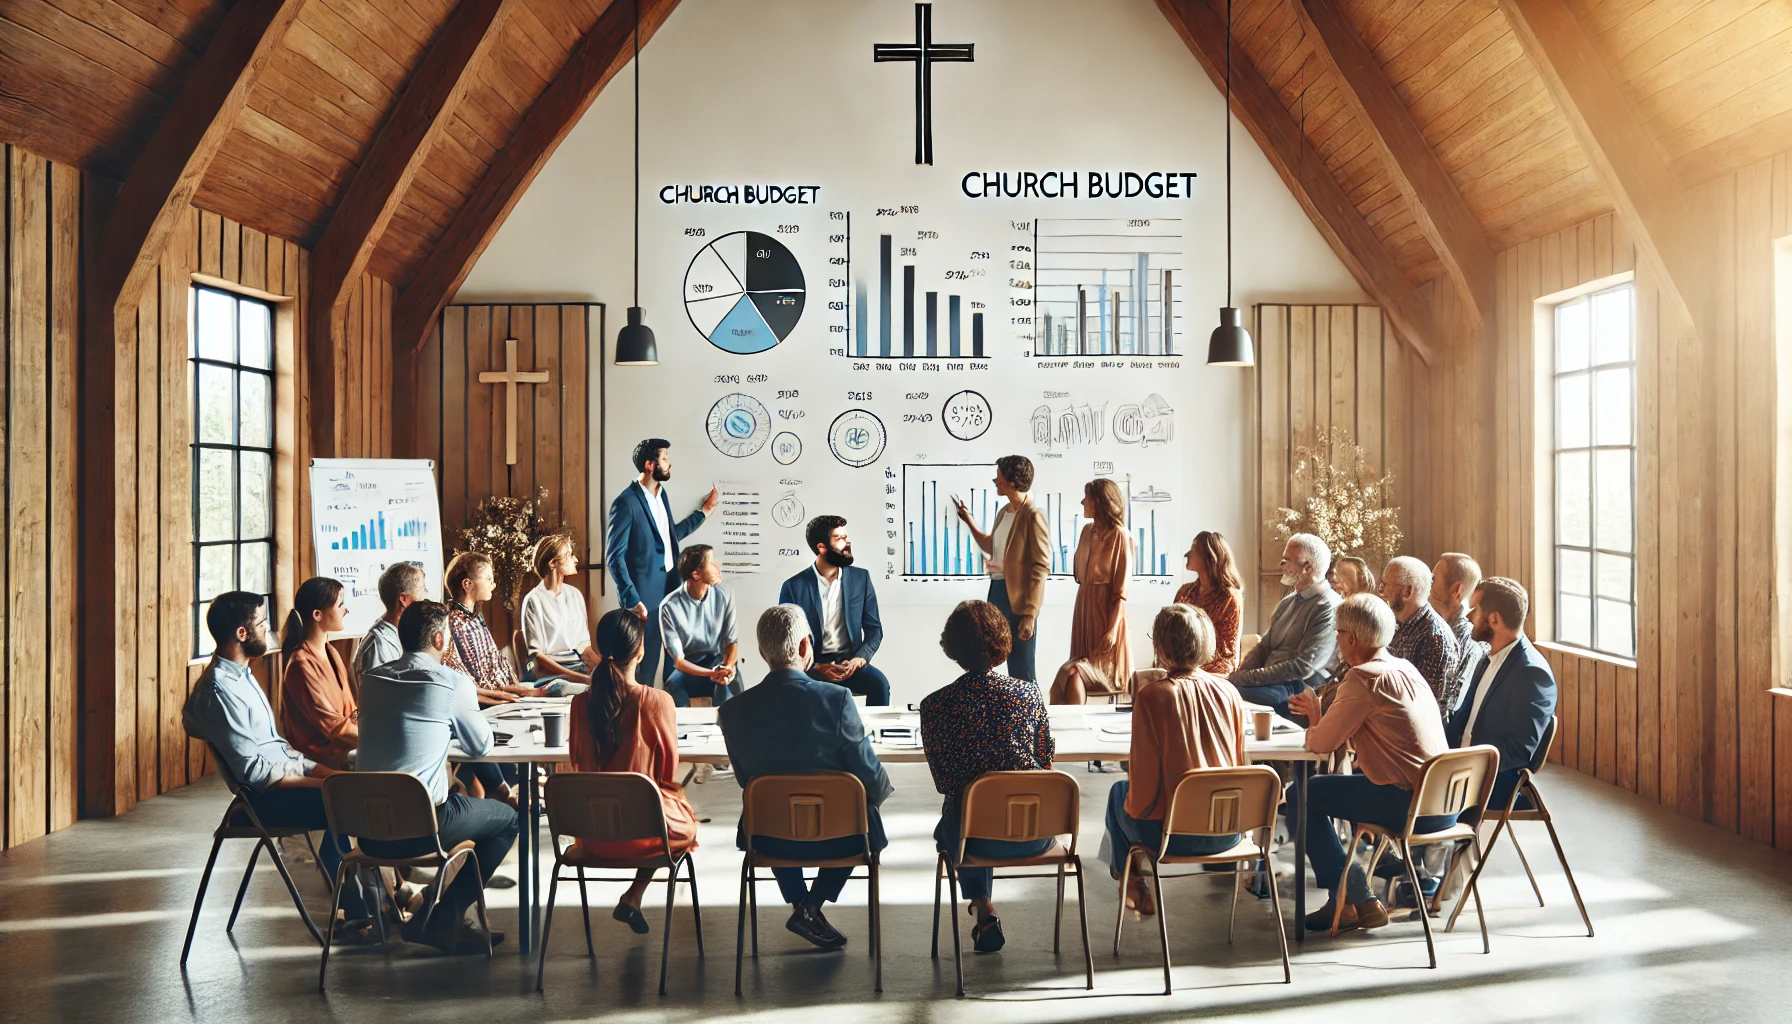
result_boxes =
[1053,478,1135,703]
[568,608,699,934]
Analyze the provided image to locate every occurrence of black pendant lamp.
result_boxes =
[615,0,658,365]
[1208,0,1254,367]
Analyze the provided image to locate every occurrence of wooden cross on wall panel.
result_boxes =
[479,337,551,465]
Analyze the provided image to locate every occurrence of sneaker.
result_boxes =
[812,908,848,948]
[785,905,845,950]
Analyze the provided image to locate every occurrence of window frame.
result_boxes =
[1549,280,1637,660]
[190,283,278,656]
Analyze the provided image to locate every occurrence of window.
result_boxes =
[1552,282,1636,658]
[191,285,275,656]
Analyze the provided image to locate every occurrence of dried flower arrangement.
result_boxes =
[452,488,569,611]
[1270,429,1403,568]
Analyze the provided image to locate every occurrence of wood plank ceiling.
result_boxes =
[1,0,1791,338]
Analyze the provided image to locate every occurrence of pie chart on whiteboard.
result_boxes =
[684,231,806,354]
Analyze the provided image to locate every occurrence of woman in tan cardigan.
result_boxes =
[278,576,359,769]
[1052,477,1134,703]
[953,455,1050,682]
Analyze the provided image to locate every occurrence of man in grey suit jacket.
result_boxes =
[1231,533,1340,719]
[719,605,893,951]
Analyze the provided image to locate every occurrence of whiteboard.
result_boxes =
[308,459,444,636]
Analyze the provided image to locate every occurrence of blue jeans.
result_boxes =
[360,794,518,933]
[1234,681,1313,722]
[664,651,744,707]
[1103,781,1240,873]
[807,653,891,706]
[243,786,372,919]
[987,580,1036,683]
[741,807,888,908]
[935,814,1055,901]
[1289,773,1460,904]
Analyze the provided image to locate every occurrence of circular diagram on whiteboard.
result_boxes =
[772,493,805,529]
[684,231,806,354]
[828,409,887,468]
[771,431,803,465]
[706,393,771,458]
[941,390,992,441]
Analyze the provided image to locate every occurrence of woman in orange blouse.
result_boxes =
[278,577,358,769]
[1056,478,1134,703]
[1107,604,1247,916]
[568,608,699,934]
[1173,530,1244,673]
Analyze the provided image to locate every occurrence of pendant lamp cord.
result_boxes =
[1218,0,1232,308]
[641,0,648,308]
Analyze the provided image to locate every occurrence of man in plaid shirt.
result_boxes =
[1380,556,1459,711]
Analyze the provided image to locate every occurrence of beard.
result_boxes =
[1471,619,1494,644]
[1390,594,1409,616]
[651,464,671,482]
[1280,571,1300,588]
[241,633,269,659]
[823,547,854,567]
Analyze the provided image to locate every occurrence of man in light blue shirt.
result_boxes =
[182,591,373,935]
[353,561,426,678]
[358,600,516,953]
[659,544,744,706]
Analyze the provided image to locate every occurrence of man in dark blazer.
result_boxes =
[605,438,718,684]
[720,605,893,950]
[776,515,891,705]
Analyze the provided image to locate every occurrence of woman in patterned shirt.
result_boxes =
[444,551,543,807]
[1173,530,1244,673]
[919,601,1055,953]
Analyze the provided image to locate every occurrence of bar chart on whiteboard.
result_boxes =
[1032,217,1184,357]
[901,463,996,577]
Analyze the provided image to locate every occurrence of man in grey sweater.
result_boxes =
[1231,533,1341,720]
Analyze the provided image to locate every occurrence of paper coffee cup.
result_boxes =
[1253,710,1273,741]
[541,710,568,748]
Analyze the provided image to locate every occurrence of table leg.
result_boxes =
[1293,760,1309,942]
[518,760,535,955]
[531,765,542,946]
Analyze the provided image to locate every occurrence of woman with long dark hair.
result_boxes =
[568,608,699,933]
[278,576,359,768]
[1052,478,1135,703]
[1174,530,1245,673]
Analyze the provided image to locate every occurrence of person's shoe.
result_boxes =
[613,902,650,934]
[1306,899,1358,932]
[330,917,380,945]
[972,915,1005,953]
[1392,878,1442,910]
[486,874,517,889]
[1373,855,1409,880]
[785,905,845,950]
[812,908,848,948]
[1355,899,1391,930]
[710,760,734,779]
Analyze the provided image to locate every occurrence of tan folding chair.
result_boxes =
[535,772,704,994]
[1238,633,1262,662]
[1330,745,1499,968]
[736,772,881,995]
[1445,717,1593,937]
[929,770,1094,997]
[179,745,329,966]
[511,630,530,678]
[1114,765,1289,994]
[318,772,493,988]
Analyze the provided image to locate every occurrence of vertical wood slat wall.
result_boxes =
[1253,304,1414,629]
[2,145,79,848]
[1402,154,1792,853]
[407,304,596,641]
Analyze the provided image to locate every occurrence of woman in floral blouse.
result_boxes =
[444,551,543,805]
[919,601,1055,953]
[1173,530,1244,674]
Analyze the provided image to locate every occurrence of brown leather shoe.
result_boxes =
[1355,898,1391,930]
[1306,899,1358,932]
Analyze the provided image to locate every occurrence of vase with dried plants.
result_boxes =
[1269,429,1403,569]
[452,488,570,612]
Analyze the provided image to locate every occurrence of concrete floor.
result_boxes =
[3,762,1789,1024]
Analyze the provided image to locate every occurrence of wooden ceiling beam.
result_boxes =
[96,0,305,311]
[393,0,682,355]
[1155,0,1437,364]
[1499,0,1699,330]
[1294,0,1497,326]
[308,0,517,458]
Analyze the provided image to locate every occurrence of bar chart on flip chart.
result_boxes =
[1032,217,1184,357]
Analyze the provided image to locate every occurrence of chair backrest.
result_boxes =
[322,771,441,843]
[742,772,868,844]
[1407,746,1499,830]
[202,741,248,797]
[1526,715,1559,775]
[1161,765,1282,849]
[1238,633,1262,660]
[958,770,1080,854]
[511,629,530,674]
[546,772,668,846]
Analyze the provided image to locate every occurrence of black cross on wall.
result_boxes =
[873,3,974,165]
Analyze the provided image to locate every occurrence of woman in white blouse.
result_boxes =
[519,534,598,684]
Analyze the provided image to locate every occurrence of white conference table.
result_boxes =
[458,699,1327,953]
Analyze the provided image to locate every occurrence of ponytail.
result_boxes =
[282,577,345,657]
[584,609,644,762]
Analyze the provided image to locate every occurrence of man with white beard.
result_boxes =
[1229,533,1341,720]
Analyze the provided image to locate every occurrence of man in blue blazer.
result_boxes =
[720,605,893,950]
[776,515,891,705]
[606,438,718,684]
